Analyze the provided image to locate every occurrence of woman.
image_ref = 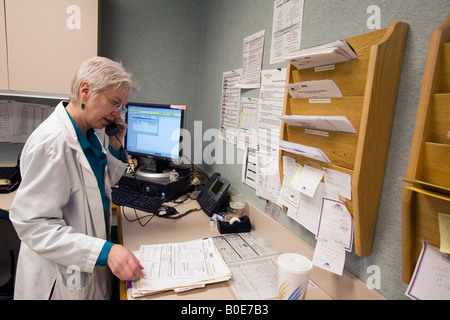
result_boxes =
[10,56,144,300]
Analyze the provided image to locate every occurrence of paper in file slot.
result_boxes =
[281,115,357,134]
[279,140,331,164]
[285,40,358,70]
[286,80,343,99]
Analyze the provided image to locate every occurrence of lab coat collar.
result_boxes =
[55,101,82,152]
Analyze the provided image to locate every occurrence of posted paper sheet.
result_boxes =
[405,241,450,300]
[270,0,304,64]
[236,30,265,88]
[219,69,242,144]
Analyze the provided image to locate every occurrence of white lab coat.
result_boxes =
[10,102,127,300]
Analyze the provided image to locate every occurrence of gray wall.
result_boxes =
[2,0,450,299]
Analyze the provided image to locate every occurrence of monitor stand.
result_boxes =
[136,164,171,180]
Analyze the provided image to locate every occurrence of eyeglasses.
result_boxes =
[102,92,128,114]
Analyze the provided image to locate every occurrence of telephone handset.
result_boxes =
[105,123,121,136]
[197,172,230,217]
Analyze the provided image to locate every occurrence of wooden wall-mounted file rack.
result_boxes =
[401,13,450,283]
[280,21,408,256]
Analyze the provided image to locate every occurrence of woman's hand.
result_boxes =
[107,244,144,281]
[108,117,127,152]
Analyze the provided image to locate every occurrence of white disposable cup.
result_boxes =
[277,253,313,300]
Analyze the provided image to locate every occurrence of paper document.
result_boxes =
[286,80,343,99]
[1,100,53,143]
[293,165,324,198]
[212,231,278,263]
[316,198,353,251]
[405,242,450,300]
[237,97,258,150]
[219,69,242,144]
[285,39,357,70]
[312,238,346,276]
[137,238,231,293]
[281,115,356,134]
[288,182,328,235]
[236,30,265,88]
[279,140,331,164]
[257,68,286,153]
[270,0,304,64]
[0,100,13,142]
[323,168,352,200]
[242,147,258,189]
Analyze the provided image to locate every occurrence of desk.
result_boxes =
[117,198,386,300]
[0,174,385,300]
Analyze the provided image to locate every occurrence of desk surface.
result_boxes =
[117,198,385,300]
[0,182,384,300]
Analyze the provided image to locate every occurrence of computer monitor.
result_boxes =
[124,102,184,178]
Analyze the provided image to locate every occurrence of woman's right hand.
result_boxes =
[107,244,144,281]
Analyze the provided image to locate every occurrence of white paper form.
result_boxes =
[270,0,304,64]
[312,238,346,276]
[257,68,286,153]
[316,198,353,251]
[281,115,357,134]
[228,255,280,300]
[406,242,450,300]
[293,164,324,198]
[288,182,327,235]
[286,80,343,99]
[242,147,258,189]
[236,30,265,89]
[138,238,231,291]
[228,255,318,300]
[279,140,331,164]
[254,69,286,203]
[285,40,358,70]
[255,149,282,205]
[212,232,280,300]
[220,69,242,144]
[212,231,279,263]
[9,101,52,143]
[237,97,258,150]
[277,156,301,211]
[323,168,352,200]
[0,100,13,142]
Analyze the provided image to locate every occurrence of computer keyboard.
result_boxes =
[111,186,165,213]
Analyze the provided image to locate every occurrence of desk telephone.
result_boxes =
[197,172,230,217]
[105,123,121,136]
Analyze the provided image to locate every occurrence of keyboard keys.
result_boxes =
[111,187,165,213]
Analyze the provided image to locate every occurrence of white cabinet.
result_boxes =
[2,0,98,97]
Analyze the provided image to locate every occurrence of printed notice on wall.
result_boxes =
[236,30,265,89]
[270,0,304,64]
[219,69,242,144]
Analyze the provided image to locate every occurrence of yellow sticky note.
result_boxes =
[289,165,303,186]
[438,212,450,254]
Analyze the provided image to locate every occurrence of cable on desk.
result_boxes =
[120,204,202,227]
[122,206,156,227]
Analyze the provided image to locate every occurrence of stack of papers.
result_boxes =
[281,115,357,134]
[286,80,343,99]
[279,140,331,164]
[285,40,358,70]
[129,238,231,297]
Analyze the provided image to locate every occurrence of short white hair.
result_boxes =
[69,56,137,102]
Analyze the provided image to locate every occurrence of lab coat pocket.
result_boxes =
[52,266,96,300]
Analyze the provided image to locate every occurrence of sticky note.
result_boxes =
[438,212,450,254]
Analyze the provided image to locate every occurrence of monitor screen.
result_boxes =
[125,103,184,165]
